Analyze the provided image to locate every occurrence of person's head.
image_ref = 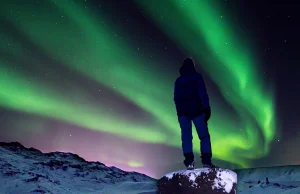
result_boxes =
[182,57,195,68]
[180,57,196,76]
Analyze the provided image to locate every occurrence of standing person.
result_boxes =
[174,57,217,170]
[266,177,269,184]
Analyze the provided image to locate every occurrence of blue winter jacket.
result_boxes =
[174,65,210,118]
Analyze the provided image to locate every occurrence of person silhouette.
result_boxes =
[266,177,269,184]
[174,57,217,170]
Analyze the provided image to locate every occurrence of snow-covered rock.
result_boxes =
[157,168,237,194]
[0,142,157,194]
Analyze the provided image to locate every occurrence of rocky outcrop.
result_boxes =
[157,168,237,194]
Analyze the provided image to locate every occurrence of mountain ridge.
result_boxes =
[0,141,157,194]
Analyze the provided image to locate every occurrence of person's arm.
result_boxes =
[173,79,178,103]
[197,74,210,108]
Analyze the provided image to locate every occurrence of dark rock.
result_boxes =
[69,164,82,169]
[25,176,40,183]
[46,152,86,163]
[24,173,46,183]
[90,165,104,171]
[0,142,25,148]
[62,165,68,171]
[3,171,21,177]
[0,142,26,152]
[30,189,47,193]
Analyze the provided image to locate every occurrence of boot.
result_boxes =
[183,152,194,168]
[201,152,218,168]
[203,162,218,169]
[201,152,212,164]
[187,161,195,170]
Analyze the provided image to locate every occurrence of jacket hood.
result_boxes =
[179,63,196,76]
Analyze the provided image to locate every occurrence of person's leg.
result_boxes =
[178,116,194,167]
[193,114,212,165]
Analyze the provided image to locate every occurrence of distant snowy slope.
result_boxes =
[234,165,300,194]
[0,142,157,194]
[235,165,300,182]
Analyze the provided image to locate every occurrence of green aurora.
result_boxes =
[0,0,276,169]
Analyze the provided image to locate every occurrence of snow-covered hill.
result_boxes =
[0,142,157,194]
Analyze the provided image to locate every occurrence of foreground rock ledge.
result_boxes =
[157,168,237,194]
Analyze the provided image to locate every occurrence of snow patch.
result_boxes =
[212,169,237,193]
[165,168,212,180]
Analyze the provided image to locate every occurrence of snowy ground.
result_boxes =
[238,182,300,194]
[235,165,300,194]
[1,142,299,194]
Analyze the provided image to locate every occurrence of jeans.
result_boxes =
[178,113,212,164]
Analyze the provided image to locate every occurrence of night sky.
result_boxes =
[0,0,299,179]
